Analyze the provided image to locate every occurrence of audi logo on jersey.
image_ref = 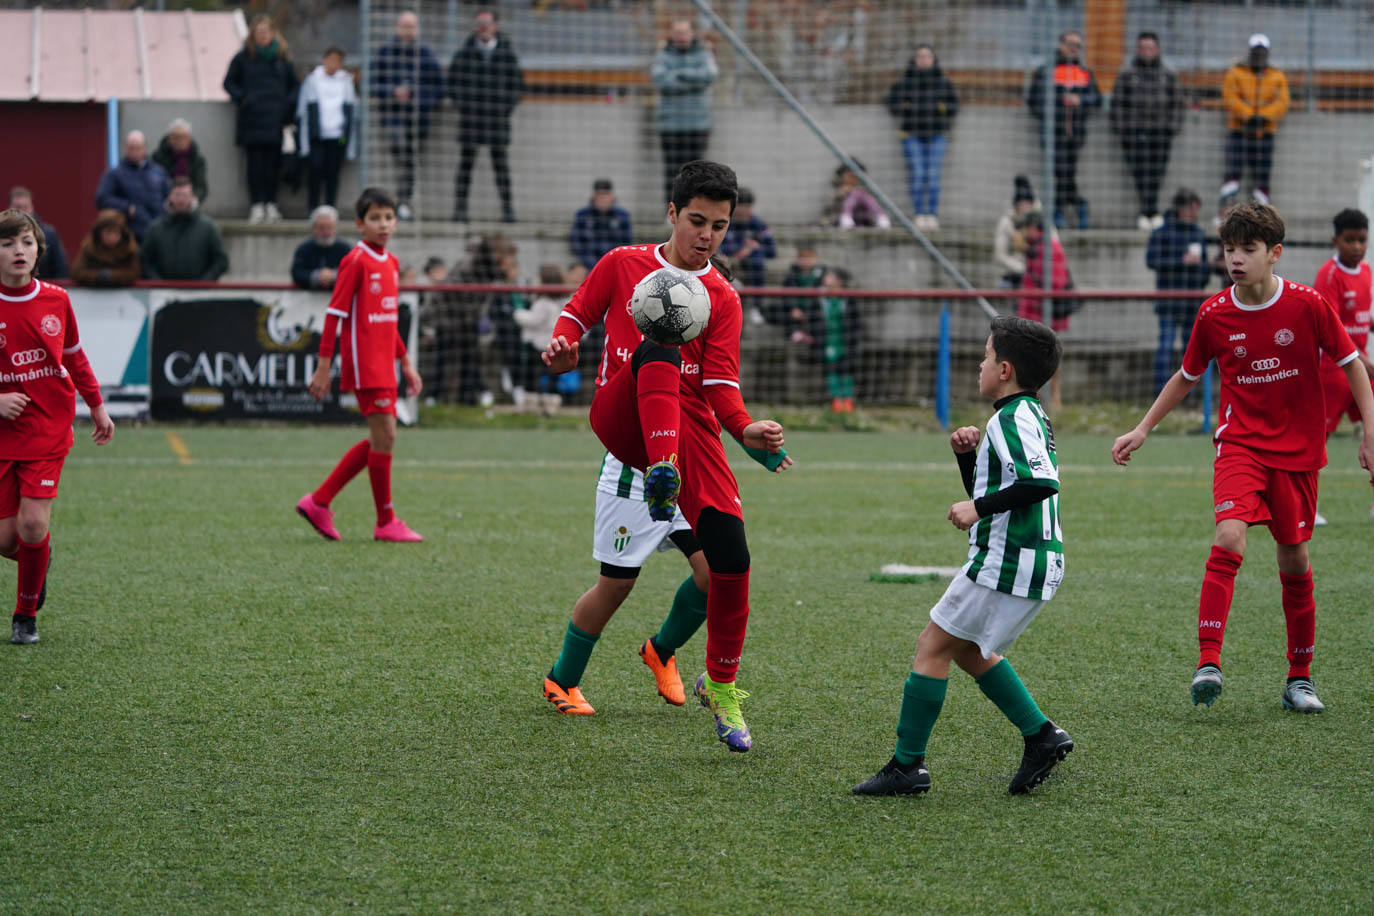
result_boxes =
[1251,358,1281,371]
[10,348,47,367]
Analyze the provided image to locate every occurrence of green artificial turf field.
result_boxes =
[2,424,1371,912]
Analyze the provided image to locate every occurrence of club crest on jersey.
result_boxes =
[40,314,60,337]
[1274,328,1294,346]
[0,333,6,348]
[613,525,631,552]
[369,273,382,294]
[1234,346,1247,357]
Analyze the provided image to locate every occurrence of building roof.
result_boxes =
[0,7,247,103]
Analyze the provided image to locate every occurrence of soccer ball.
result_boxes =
[630,268,711,346]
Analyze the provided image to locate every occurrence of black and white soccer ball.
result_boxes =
[630,268,711,346]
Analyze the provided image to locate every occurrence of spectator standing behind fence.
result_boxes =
[1111,32,1184,232]
[223,15,299,225]
[513,264,574,413]
[1146,188,1211,395]
[371,12,443,222]
[1016,209,1072,410]
[291,206,352,290]
[885,43,959,231]
[7,187,68,280]
[1219,34,1289,217]
[571,178,632,271]
[95,130,170,244]
[140,179,228,282]
[652,20,718,205]
[993,175,1040,288]
[720,187,776,289]
[448,8,525,224]
[151,120,209,207]
[297,47,357,211]
[71,210,140,287]
[1027,30,1101,230]
[438,235,508,406]
[806,268,861,414]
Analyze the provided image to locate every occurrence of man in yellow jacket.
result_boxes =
[1220,33,1289,215]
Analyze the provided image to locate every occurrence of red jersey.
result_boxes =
[0,280,102,460]
[319,241,407,392]
[556,244,749,438]
[1313,256,1371,376]
[1182,277,1358,471]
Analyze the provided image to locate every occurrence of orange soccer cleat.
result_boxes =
[542,676,595,715]
[639,638,686,706]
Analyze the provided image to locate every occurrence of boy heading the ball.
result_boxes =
[1113,202,1374,713]
[297,187,424,543]
[544,160,791,751]
[0,208,115,645]
[854,317,1072,796]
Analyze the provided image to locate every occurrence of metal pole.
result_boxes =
[1040,0,1057,327]
[1305,0,1316,113]
[687,0,996,318]
[936,301,951,428]
[359,0,371,188]
[1201,364,1213,433]
[106,98,120,168]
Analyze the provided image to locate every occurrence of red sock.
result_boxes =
[636,360,680,468]
[15,534,49,618]
[1279,568,1315,678]
[1197,545,1243,669]
[313,439,370,506]
[367,450,395,526]
[704,568,750,683]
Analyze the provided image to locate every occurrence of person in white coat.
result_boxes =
[297,47,358,210]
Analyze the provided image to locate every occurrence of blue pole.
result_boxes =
[106,98,119,167]
[936,301,951,429]
[1201,362,1213,433]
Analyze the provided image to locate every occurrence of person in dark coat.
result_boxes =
[1111,32,1184,231]
[370,11,444,220]
[719,187,776,289]
[1027,30,1102,229]
[884,44,959,230]
[222,14,299,224]
[448,8,525,223]
[140,179,228,282]
[95,130,171,243]
[71,209,141,287]
[152,119,210,206]
[1145,188,1212,394]
[291,206,352,290]
[7,187,69,279]
[570,178,632,270]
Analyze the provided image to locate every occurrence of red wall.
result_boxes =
[0,102,109,267]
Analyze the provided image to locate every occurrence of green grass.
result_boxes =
[3,423,1372,912]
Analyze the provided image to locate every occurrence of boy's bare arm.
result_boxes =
[1111,370,1199,465]
[1341,358,1374,478]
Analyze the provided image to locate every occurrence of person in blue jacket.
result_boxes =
[570,178,632,270]
[370,10,443,221]
[1145,188,1213,393]
[95,130,170,243]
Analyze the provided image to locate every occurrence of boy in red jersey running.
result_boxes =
[543,160,790,751]
[1312,208,1373,524]
[0,209,114,644]
[1112,202,1374,713]
[297,187,424,542]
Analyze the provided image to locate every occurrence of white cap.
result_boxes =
[1249,33,1271,49]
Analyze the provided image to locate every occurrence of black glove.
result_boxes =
[1245,114,1267,132]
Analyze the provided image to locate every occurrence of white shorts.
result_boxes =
[591,487,692,569]
[928,573,1048,659]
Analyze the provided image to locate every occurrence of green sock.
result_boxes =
[894,671,947,765]
[550,621,600,689]
[653,575,707,660]
[976,658,1050,737]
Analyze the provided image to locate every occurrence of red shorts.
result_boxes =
[589,366,741,530]
[0,456,65,517]
[1320,366,1373,435]
[353,387,398,417]
[1212,447,1318,545]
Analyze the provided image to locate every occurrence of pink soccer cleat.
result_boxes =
[374,518,423,542]
[296,494,341,541]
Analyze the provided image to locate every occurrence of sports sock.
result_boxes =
[635,359,680,468]
[703,568,749,683]
[653,575,708,661]
[894,671,947,765]
[550,620,600,689]
[313,439,370,506]
[15,534,49,618]
[1197,545,1243,669]
[976,657,1049,737]
[367,451,395,526]
[1279,567,1315,679]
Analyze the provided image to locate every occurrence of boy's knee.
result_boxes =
[631,340,681,375]
[1212,521,1247,556]
[1276,542,1310,576]
[696,508,749,574]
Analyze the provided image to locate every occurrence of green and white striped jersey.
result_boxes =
[962,394,1065,600]
[597,453,644,500]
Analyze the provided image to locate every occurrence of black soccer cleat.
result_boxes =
[10,615,39,645]
[852,756,931,796]
[1008,721,1074,795]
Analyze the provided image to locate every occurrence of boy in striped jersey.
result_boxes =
[855,316,1072,796]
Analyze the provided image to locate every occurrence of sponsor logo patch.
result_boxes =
[1274,328,1294,346]
[11,348,46,367]
[40,315,61,337]
[39,479,55,487]
[1228,333,1246,341]
[1214,500,1236,513]
[1234,346,1247,358]
[1251,357,1281,371]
